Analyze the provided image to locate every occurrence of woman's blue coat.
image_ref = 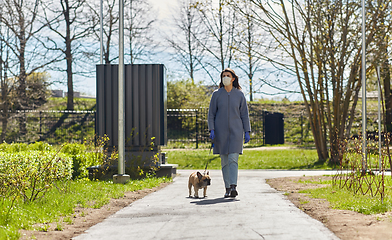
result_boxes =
[208,87,251,155]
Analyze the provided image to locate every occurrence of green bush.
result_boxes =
[61,143,88,179]
[60,142,109,179]
[0,142,53,153]
[0,142,102,180]
[59,136,115,179]
[0,142,29,153]
[27,142,53,151]
[0,151,72,202]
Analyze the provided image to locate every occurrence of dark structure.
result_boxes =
[96,64,169,171]
[263,111,284,145]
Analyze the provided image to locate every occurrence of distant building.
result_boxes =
[358,91,379,100]
[51,90,63,97]
[51,90,95,99]
[64,91,81,98]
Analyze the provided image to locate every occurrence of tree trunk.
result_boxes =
[383,59,392,132]
[1,81,8,142]
[0,51,7,142]
[248,20,253,102]
[18,32,27,136]
[64,0,74,110]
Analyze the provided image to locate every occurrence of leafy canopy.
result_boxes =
[167,79,210,109]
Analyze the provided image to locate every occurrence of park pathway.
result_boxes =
[74,169,339,240]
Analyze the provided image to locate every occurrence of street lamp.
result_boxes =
[113,0,129,184]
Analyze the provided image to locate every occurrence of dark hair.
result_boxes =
[219,68,241,90]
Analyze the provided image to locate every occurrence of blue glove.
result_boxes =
[244,131,250,143]
[210,129,215,140]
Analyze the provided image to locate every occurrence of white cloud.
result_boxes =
[150,0,179,21]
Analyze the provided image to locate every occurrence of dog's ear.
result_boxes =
[206,171,209,175]
[197,171,203,179]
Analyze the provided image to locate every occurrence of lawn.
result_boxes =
[0,177,171,240]
[165,148,331,170]
[298,176,392,215]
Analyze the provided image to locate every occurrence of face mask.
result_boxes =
[222,76,232,86]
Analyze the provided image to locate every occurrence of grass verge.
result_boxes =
[0,177,171,240]
[165,148,331,170]
[300,177,392,215]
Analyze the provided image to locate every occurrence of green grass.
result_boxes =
[301,179,392,215]
[0,177,171,240]
[165,148,331,170]
[163,141,214,150]
[43,97,96,111]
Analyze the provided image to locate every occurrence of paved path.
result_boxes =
[74,170,340,240]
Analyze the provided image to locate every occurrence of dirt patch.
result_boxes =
[19,182,171,240]
[267,176,392,240]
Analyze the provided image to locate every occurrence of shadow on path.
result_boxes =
[190,197,240,205]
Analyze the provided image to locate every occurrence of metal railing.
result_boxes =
[0,108,380,148]
[0,110,95,144]
[166,108,313,147]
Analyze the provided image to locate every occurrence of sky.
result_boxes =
[49,0,302,101]
[50,0,180,97]
[151,0,178,20]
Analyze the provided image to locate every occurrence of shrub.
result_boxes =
[0,142,29,153]
[27,142,53,151]
[60,136,113,179]
[61,143,88,179]
[0,151,72,202]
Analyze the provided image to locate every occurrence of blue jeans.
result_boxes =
[220,153,239,188]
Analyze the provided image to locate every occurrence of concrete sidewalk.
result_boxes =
[74,170,340,240]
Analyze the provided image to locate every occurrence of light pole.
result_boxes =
[100,0,103,64]
[113,0,129,184]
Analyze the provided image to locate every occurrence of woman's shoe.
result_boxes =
[224,188,231,198]
[230,185,238,197]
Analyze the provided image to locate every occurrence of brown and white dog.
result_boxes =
[188,171,211,198]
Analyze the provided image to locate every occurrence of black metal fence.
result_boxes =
[0,108,381,148]
[0,110,95,144]
[166,108,314,147]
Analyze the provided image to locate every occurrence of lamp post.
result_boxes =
[100,0,103,64]
[113,0,129,184]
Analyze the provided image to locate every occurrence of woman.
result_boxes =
[208,68,251,198]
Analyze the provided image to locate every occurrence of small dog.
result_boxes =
[188,171,211,198]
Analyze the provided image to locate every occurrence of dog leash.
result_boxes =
[204,140,214,174]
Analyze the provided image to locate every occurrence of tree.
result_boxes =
[90,0,119,64]
[167,78,209,109]
[0,24,50,141]
[367,0,392,132]
[230,0,264,101]
[0,0,56,135]
[0,18,12,142]
[90,0,156,65]
[192,0,237,83]
[43,0,97,110]
[125,0,157,64]
[26,72,51,108]
[244,0,388,163]
[166,0,205,81]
